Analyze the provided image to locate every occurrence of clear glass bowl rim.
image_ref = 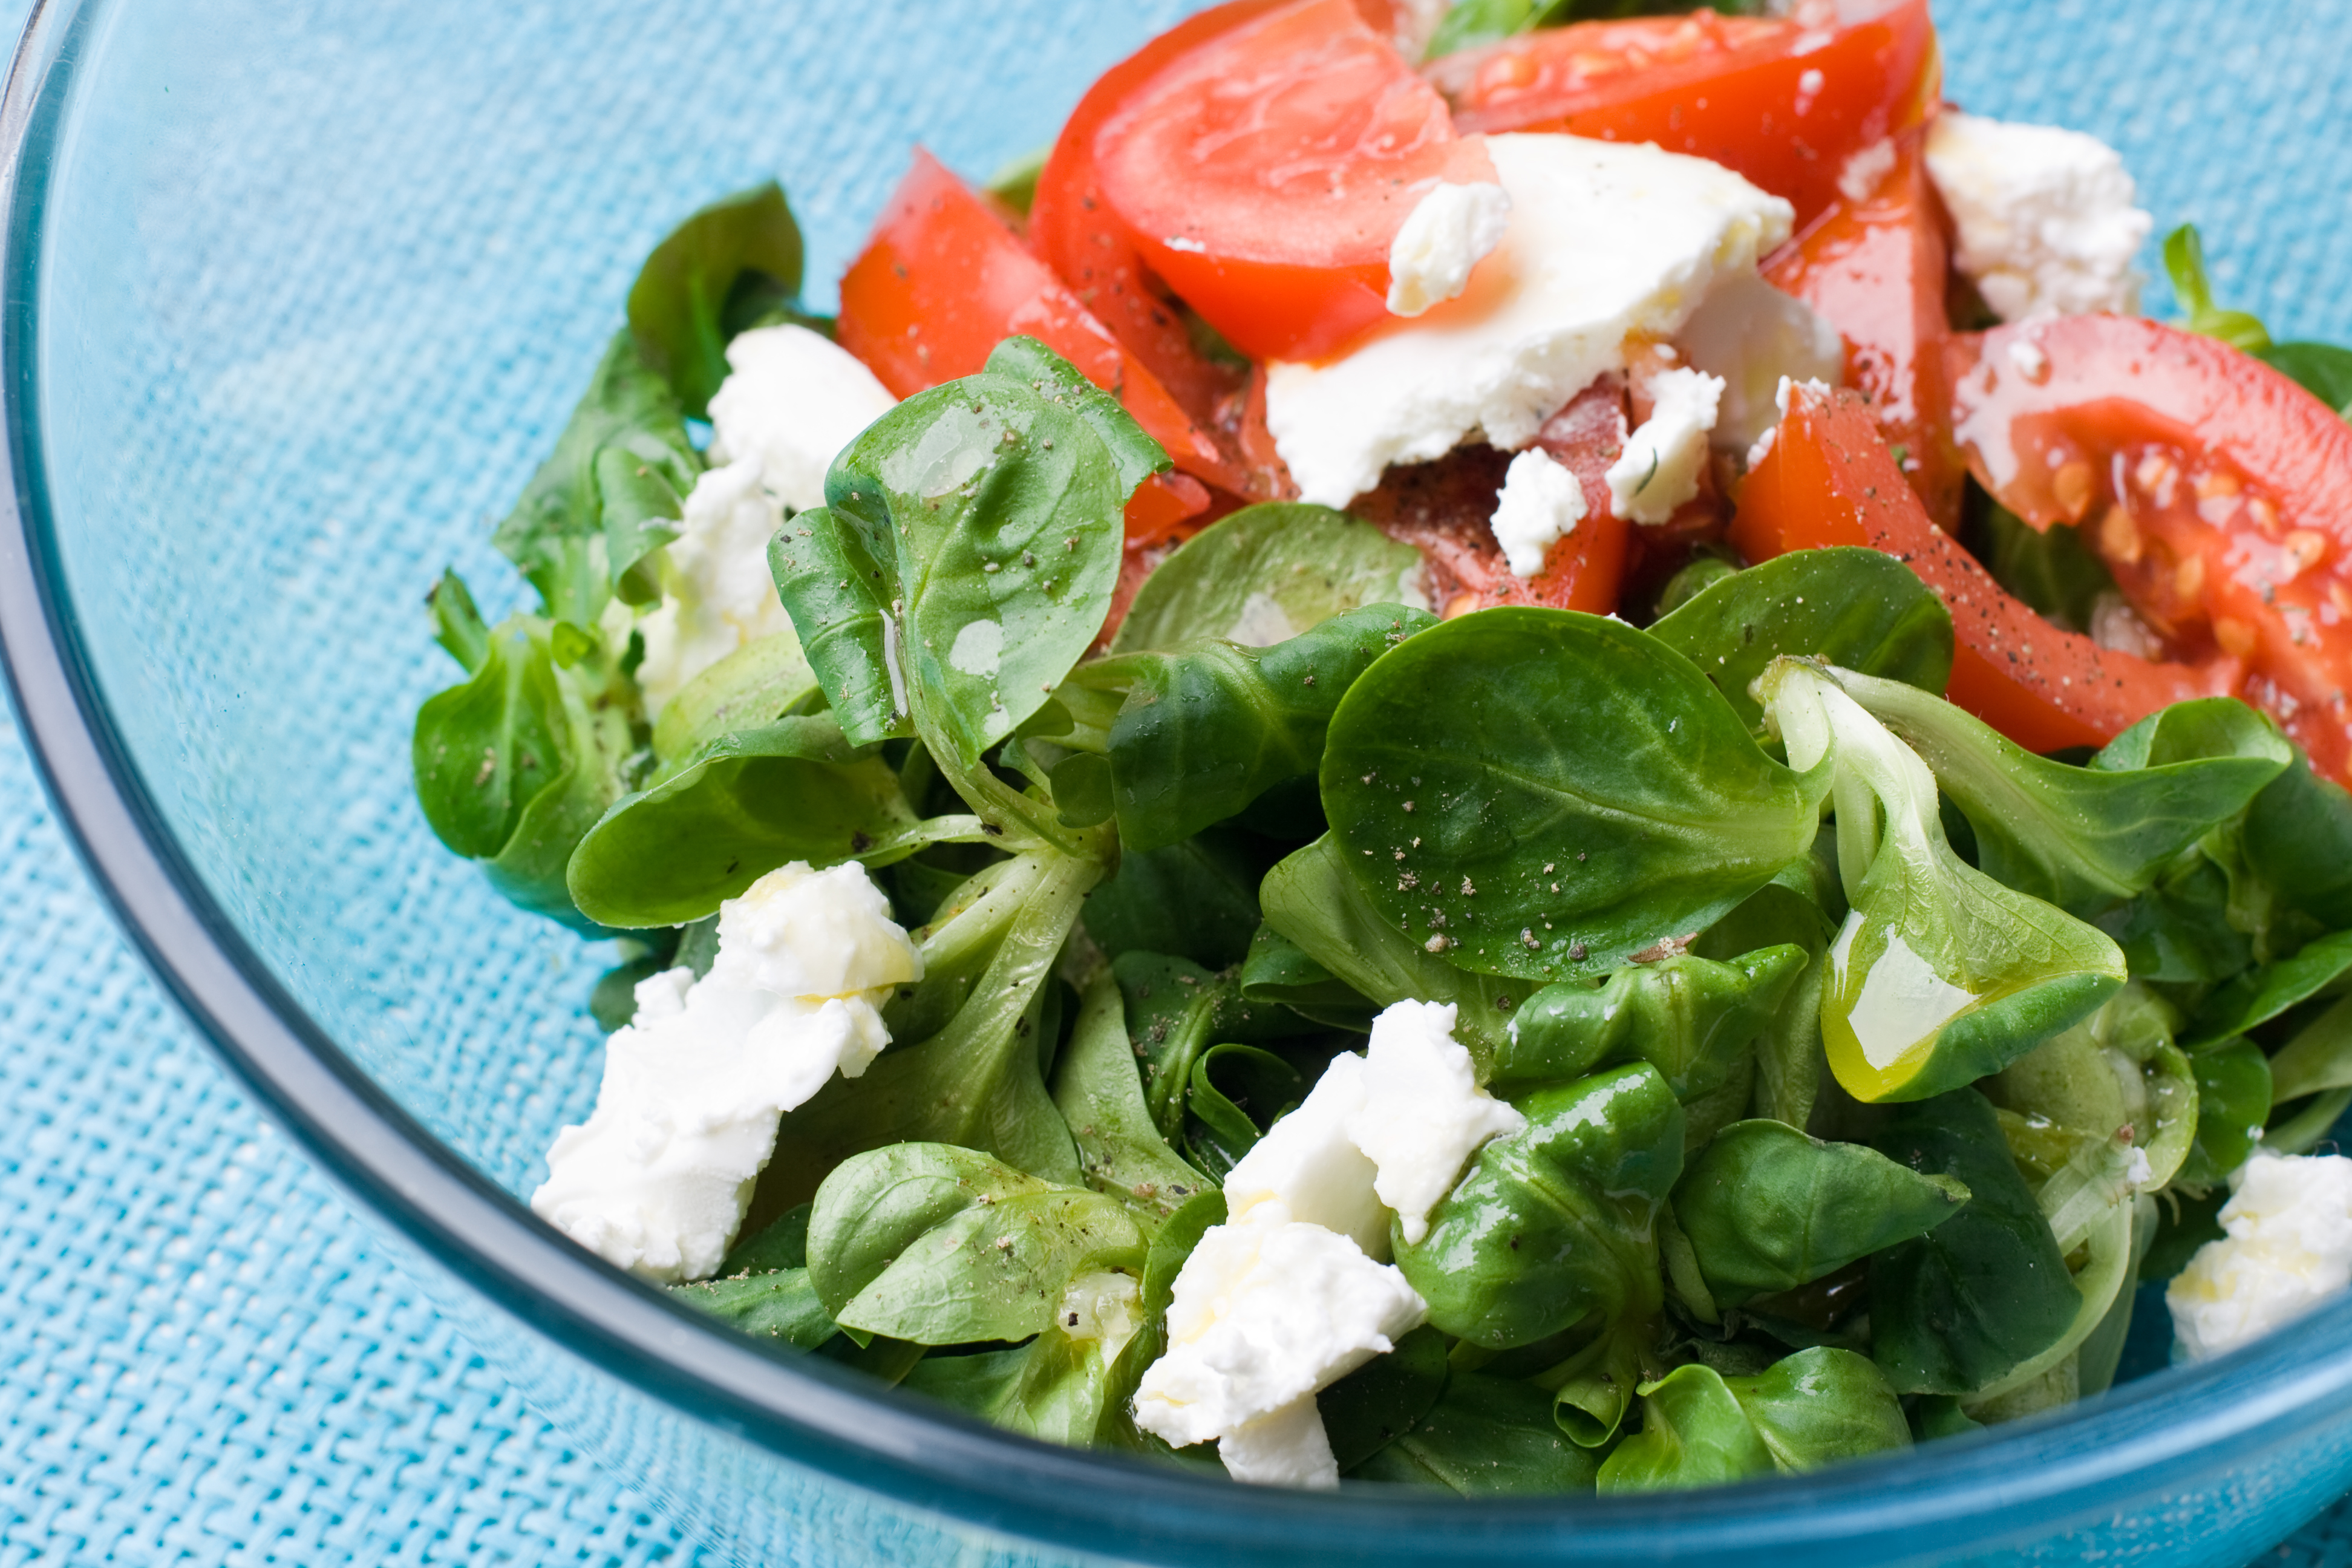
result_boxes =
[4,1,2351,1561]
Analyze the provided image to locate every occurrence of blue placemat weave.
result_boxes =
[7,0,2352,1563]
[0,699,710,1563]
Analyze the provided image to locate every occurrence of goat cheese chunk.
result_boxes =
[1608,366,1725,524]
[1923,111,2152,322]
[530,861,921,1284]
[637,325,897,713]
[1347,1001,1527,1244]
[1131,1209,1426,1483]
[2169,1150,2352,1361]
[1221,1052,1388,1258]
[1488,447,1587,580]
[1673,270,1846,453]
[1265,134,1792,507]
[1218,1396,1340,1490]
[1387,180,1514,318]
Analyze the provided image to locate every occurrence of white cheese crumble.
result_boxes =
[1607,367,1725,524]
[1922,110,2152,322]
[530,861,921,1284]
[1218,1395,1340,1489]
[1489,447,1587,579]
[1131,1209,1426,1486]
[1265,134,1793,507]
[1837,137,1898,204]
[1674,271,1846,454]
[2169,1150,2352,1362]
[636,325,898,714]
[1348,1001,1527,1244]
[1387,180,1514,318]
[1222,1052,1389,1258]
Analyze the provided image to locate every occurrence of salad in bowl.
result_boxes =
[410,0,2352,1495]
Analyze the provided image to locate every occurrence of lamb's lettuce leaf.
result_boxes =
[1322,610,1828,984]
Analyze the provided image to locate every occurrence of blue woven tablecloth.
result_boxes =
[8,0,2352,1561]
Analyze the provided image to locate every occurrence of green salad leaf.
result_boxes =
[1259,834,1530,1068]
[1051,972,1210,1221]
[768,337,1164,780]
[648,630,821,768]
[566,714,989,927]
[627,181,809,420]
[1840,677,2289,917]
[1083,826,1268,970]
[413,614,633,932]
[1109,502,1428,655]
[1675,1119,1970,1302]
[1108,604,1436,852]
[1323,609,1828,983]
[1868,1089,2080,1396]
[1318,1324,1452,1472]
[1239,923,1377,1033]
[494,331,699,621]
[1396,1064,1683,1367]
[1646,547,1955,734]
[1596,1348,1909,1492]
[806,1143,1145,1345]
[1490,947,1809,1102]
[1760,659,2125,1103]
[1350,1371,1601,1493]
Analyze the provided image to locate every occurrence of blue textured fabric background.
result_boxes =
[6,0,2352,1563]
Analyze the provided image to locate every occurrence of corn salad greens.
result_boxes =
[413,186,2352,1498]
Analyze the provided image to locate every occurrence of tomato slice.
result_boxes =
[1029,0,1285,430]
[1348,379,1631,617]
[1950,315,2352,780]
[835,148,1247,495]
[1763,131,1963,531]
[1731,384,2210,754]
[1426,0,1939,230]
[1080,0,1497,365]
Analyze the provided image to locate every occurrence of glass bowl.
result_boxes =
[7,1,2352,1563]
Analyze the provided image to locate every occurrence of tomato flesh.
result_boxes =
[1950,315,2352,780]
[1029,0,1284,440]
[1732,384,2209,754]
[1348,379,1631,618]
[1085,0,1496,364]
[1763,129,1963,530]
[1426,0,1939,230]
[835,148,1247,495]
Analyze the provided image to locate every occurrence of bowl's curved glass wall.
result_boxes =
[21,0,2352,1563]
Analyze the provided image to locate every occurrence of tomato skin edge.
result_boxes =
[1731,385,2212,755]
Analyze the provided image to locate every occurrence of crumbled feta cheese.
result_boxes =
[1218,1395,1339,1490]
[530,861,920,1284]
[1489,448,1587,579]
[1131,1209,1426,1472]
[1265,134,1793,506]
[714,860,922,1003]
[1222,1053,1388,1258]
[2169,1150,2352,1362]
[1347,1001,1526,1244]
[707,324,898,512]
[1923,110,2152,322]
[1608,367,1725,524]
[636,325,898,714]
[1387,180,1514,318]
[1674,271,1846,453]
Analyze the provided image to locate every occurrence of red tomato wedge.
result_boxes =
[1949,316,2352,780]
[1079,0,1497,364]
[1426,0,1939,230]
[835,148,1248,497]
[1348,379,1631,617]
[1029,0,1285,436]
[1763,130,1964,529]
[1731,384,2210,754]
